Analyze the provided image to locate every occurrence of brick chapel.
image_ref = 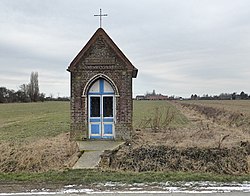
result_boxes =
[67,28,138,140]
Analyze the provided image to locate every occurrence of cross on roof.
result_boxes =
[94,9,108,28]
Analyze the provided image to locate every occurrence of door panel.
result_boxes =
[102,96,114,138]
[89,96,101,138]
[91,124,101,135]
[90,97,100,117]
[103,124,113,135]
[103,97,113,117]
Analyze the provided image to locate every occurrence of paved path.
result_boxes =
[72,140,124,169]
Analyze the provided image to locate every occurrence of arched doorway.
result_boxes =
[88,78,115,139]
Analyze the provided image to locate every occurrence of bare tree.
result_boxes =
[28,72,39,102]
[20,84,29,96]
[19,84,30,102]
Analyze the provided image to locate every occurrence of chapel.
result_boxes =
[67,28,138,140]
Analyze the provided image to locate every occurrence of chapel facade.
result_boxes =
[67,28,138,140]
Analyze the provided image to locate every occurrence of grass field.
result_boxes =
[0,101,70,141]
[1,100,250,182]
[0,100,188,142]
[1,99,249,146]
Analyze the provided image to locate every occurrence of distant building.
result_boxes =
[135,95,145,100]
[136,90,168,100]
[145,94,168,100]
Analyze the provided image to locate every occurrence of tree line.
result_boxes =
[0,72,70,103]
[190,91,250,100]
[0,72,45,103]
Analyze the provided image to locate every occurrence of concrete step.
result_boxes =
[72,141,124,169]
[73,151,103,169]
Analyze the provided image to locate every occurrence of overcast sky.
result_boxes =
[1,0,250,98]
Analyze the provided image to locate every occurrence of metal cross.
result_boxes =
[94,9,108,28]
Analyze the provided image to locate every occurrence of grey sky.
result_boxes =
[0,0,250,98]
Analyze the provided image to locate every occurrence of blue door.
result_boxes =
[88,79,115,139]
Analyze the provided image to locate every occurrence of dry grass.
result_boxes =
[0,133,78,172]
[100,144,248,174]
[131,100,250,148]
[175,100,250,148]
[182,100,250,116]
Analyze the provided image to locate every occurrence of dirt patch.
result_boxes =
[0,133,78,172]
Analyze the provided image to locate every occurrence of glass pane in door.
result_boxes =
[103,97,113,117]
[90,97,100,117]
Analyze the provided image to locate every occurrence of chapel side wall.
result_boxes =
[70,72,87,140]
[115,71,133,140]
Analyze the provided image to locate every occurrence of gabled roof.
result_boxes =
[67,28,138,78]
